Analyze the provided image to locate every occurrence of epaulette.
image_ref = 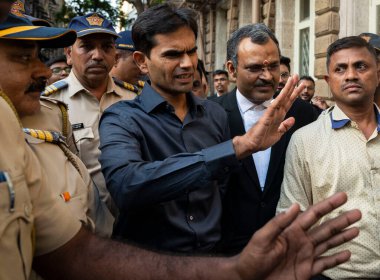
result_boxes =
[39,96,70,138]
[23,128,83,176]
[113,77,142,95]
[42,80,68,96]
[137,80,145,89]
[23,128,66,144]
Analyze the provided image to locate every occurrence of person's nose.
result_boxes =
[91,47,105,61]
[345,66,358,81]
[33,59,52,81]
[259,67,273,81]
[180,53,193,69]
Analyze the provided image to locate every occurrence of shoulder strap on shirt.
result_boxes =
[23,127,83,176]
[112,77,141,94]
[42,80,68,96]
[23,128,65,144]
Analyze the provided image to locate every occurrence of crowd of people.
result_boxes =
[3,0,380,279]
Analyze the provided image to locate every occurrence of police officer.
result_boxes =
[21,98,97,228]
[0,14,82,279]
[43,13,136,230]
[110,30,145,95]
[0,8,364,280]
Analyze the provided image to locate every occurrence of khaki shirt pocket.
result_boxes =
[73,127,94,142]
[0,172,33,279]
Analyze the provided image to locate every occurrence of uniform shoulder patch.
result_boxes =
[42,80,68,96]
[112,77,141,94]
[40,96,68,109]
[23,128,66,144]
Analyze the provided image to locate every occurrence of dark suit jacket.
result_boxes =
[214,89,316,255]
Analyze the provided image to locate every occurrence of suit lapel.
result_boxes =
[262,135,287,196]
[224,90,261,191]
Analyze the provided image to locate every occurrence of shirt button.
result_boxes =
[260,202,266,207]
[189,215,194,221]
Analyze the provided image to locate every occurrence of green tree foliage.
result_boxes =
[56,0,118,26]
[56,0,166,28]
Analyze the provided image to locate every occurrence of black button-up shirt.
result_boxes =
[99,83,237,253]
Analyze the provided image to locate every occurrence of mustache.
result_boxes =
[255,79,275,87]
[26,79,47,93]
[341,82,362,90]
[87,61,107,69]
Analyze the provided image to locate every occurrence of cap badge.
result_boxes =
[86,13,104,26]
[11,0,26,17]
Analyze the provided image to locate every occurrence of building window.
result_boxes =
[294,0,314,77]
[299,27,310,76]
[300,0,310,21]
[369,0,380,34]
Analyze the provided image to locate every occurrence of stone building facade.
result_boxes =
[24,0,65,24]
[186,0,380,99]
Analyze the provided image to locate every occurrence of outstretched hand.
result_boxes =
[233,75,305,159]
[234,192,361,280]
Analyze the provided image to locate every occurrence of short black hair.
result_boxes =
[45,54,67,67]
[299,75,315,85]
[213,69,228,78]
[280,55,291,73]
[326,36,378,70]
[226,23,280,68]
[132,3,198,58]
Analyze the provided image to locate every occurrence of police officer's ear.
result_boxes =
[226,60,237,79]
[64,46,73,66]
[133,51,148,75]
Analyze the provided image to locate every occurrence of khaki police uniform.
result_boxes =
[21,98,96,230]
[43,71,136,225]
[0,93,81,280]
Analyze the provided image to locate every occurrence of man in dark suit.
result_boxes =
[214,23,317,255]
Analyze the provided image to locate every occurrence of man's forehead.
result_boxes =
[330,47,375,62]
[152,27,196,49]
[239,37,280,55]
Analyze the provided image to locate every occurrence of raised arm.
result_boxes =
[233,75,305,159]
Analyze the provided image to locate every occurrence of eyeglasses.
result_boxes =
[280,72,290,79]
[51,67,71,74]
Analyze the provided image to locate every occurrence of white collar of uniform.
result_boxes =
[67,71,118,98]
[236,88,272,115]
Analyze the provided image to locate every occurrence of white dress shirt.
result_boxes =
[236,89,272,191]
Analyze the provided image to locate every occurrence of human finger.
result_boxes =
[309,209,361,250]
[271,74,298,108]
[251,203,300,246]
[311,250,351,276]
[277,117,295,134]
[296,192,348,231]
[313,226,359,258]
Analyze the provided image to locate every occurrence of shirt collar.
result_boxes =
[236,88,272,114]
[330,104,380,131]
[139,82,204,114]
[67,71,117,98]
